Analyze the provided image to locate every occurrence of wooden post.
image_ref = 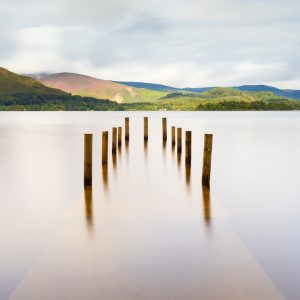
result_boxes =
[118,127,122,147]
[125,117,129,141]
[172,126,176,145]
[162,118,167,140]
[144,117,148,140]
[112,127,117,154]
[102,131,108,165]
[84,134,93,187]
[177,128,182,152]
[202,134,213,187]
[185,131,192,165]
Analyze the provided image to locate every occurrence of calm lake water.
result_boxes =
[1,111,300,300]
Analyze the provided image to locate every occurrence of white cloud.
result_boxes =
[1,26,62,73]
[0,26,94,74]
[0,0,300,88]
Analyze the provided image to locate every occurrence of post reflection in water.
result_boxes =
[125,140,129,159]
[162,139,167,157]
[112,152,117,171]
[84,187,94,235]
[162,139,167,163]
[163,139,167,151]
[185,163,191,188]
[202,186,211,227]
[171,142,176,161]
[144,139,148,159]
[171,142,175,153]
[118,143,122,156]
[177,150,182,170]
[102,163,109,192]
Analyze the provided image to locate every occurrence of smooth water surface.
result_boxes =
[0,112,300,299]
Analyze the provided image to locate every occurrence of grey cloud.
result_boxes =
[0,0,300,87]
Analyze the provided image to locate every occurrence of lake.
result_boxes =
[1,111,300,300]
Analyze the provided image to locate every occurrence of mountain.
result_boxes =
[118,82,300,100]
[182,87,214,93]
[0,67,66,96]
[0,68,123,110]
[114,81,180,93]
[284,90,300,100]
[1,67,300,111]
[183,85,300,100]
[236,85,300,100]
[236,85,284,93]
[31,71,300,101]
[161,87,254,102]
[159,87,300,110]
[38,73,167,103]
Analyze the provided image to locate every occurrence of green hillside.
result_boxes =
[0,68,121,110]
[1,68,300,111]
[116,86,167,103]
[0,68,66,96]
[157,87,300,110]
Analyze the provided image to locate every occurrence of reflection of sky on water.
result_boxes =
[1,112,300,299]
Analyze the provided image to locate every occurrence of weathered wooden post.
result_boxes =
[177,128,182,152]
[125,117,129,141]
[185,131,192,165]
[172,126,176,145]
[202,134,213,187]
[162,118,167,141]
[144,117,148,140]
[118,127,122,147]
[84,134,93,187]
[102,131,108,165]
[112,127,117,154]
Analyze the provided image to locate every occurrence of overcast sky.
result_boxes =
[1,0,300,88]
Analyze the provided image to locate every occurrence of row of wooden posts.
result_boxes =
[84,117,213,188]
